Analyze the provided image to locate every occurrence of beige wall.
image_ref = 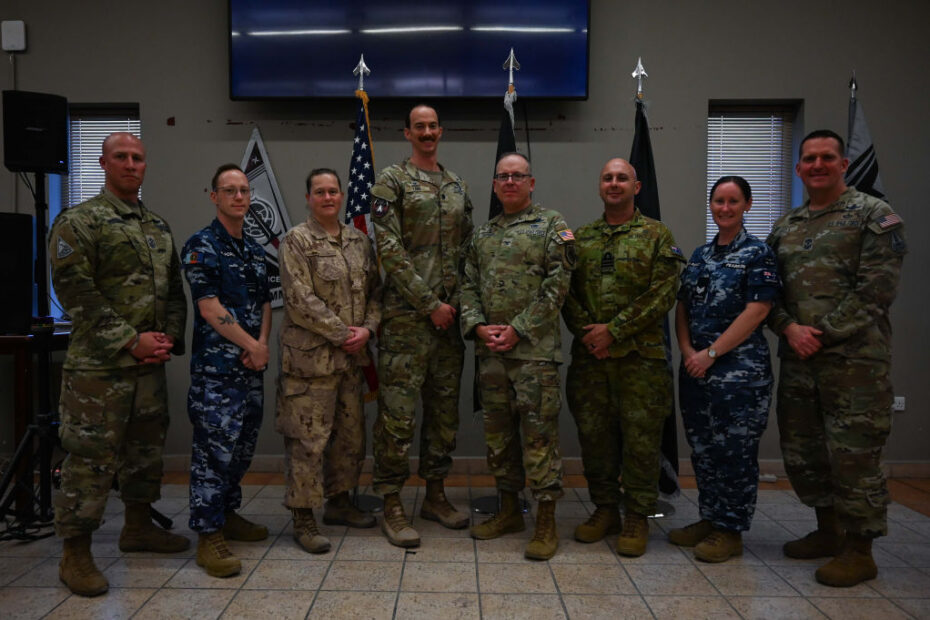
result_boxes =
[1,0,927,467]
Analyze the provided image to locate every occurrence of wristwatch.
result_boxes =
[707,348,717,359]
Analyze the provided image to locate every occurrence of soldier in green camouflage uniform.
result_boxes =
[371,105,474,546]
[461,153,574,560]
[49,133,188,596]
[563,158,683,557]
[767,130,906,587]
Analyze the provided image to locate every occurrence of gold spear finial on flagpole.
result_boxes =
[353,54,371,92]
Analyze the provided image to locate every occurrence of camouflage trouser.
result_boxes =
[373,315,464,495]
[566,354,670,514]
[477,357,563,501]
[680,372,771,531]
[277,371,365,509]
[777,355,892,537]
[54,365,169,538]
[187,372,263,533]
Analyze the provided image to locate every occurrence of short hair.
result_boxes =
[211,163,244,191]
[799,129,845,158]
[305,168,343,193]
[495,151,532,175]
[405,103,441,128]
[709,175,752,204]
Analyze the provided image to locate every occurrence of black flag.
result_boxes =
[845,77,887,200]
[489,87,518,220]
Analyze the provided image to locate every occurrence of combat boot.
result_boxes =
[323,491,376,528]
[293,508,331,553]
[668,519,714,547]
[59,534,109,597]
[119,502,190,552]
[470,491,525,540]
[381,493,420,547]
[694,528,743,563]
[525,500,559,560]
[222,511,268,541]
[616,510,649,557]
[574,504,621,543]
[420,479,469,529]
[814,533,878,587]
[196,531,241,577]
[783,506,844,559]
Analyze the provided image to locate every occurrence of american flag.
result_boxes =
[345,90,376,241]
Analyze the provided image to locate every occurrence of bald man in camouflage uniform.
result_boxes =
[371,105,473,547]
[768,130,906,587]
[50,132,188,597]
[462,153,574,561]
[563,158,683,558]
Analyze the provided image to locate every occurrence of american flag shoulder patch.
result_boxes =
[557,229,575,242]
[877,213,901,229]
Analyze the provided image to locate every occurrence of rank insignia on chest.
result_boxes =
[372,198,390,218]
[802,238,813,250]
[146,235,157,249]
[600,251,614,273]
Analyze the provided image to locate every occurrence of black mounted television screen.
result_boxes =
[229,0,589,99]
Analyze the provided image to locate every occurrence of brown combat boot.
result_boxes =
[293,508,331,553]
[59,534,109,597]
[323,492,376,528]
[119,502,190,553]
[694,528,743,563]
[525,500,559,560]
[668,519,714,547]
[196,531,241,577]
[420,479,469,529]
[783,506,844,559]
[616,510,649,557]
[381,493,420,547]
[815,533,878,587]
[574,504,621,543]
[222,511,268,541]
[470,491,525,540]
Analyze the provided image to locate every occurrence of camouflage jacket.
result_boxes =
[49,190,187,370]
[767,188,906,361]
[461,203,574,362]
[678,228,779,385]
[562,211,683,361]
[182,218,270,376]
[371,159,473,320]
[278,216,382,377]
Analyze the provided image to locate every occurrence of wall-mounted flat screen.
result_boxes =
[229,0,589,99]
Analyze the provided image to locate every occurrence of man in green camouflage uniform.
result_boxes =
[767,130,906,587]
[461,152,574,560]
[49,133,189,597]
[562,158,684,558]
[370,105,474,547]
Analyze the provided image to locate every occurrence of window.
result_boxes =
[65,104,141,207]
[705,105,797,242]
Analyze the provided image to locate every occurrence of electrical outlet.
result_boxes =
[893,396,906,412]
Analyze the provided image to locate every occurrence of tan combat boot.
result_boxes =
[616,510,649,557]
[668,519,714,547]
[59,534,109,597]
[293,508,331,553]
[470,491,525,540]
[196,531,241,577]
[381,493,420,548]
[118,502,190,553]
[694,528,743,563]
[525,500,559,560]
[783,506,844,559]
[420,479,469,529]
[323,491,376,528]
[222,511,268,541]
[815,533,878,587]
[574,504,621,543]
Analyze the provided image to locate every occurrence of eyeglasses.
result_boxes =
[493,172,531,183]
[216,186,252,197]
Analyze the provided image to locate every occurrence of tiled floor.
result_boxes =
[3,478,930,619]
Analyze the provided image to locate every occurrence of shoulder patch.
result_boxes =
[670,245,684,258]
[372,198,390,218]
[184,250,202,265]
[876,213,901,230]
[557,229,575,242]
[56,236,74,260]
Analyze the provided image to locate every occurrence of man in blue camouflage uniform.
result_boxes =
[768,130,906,587]
[49,132,188,597]
[182,164,271,578]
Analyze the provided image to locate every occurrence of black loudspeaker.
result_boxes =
[0,213,34,335]
[3,90,68,175]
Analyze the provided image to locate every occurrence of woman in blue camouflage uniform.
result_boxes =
[670,176,780,562]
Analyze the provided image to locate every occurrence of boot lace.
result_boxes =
[205,533,233,559]
[384,501,410,531]
[620,513,646,538]
[583,506,615,529]
[530,507,554,543]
